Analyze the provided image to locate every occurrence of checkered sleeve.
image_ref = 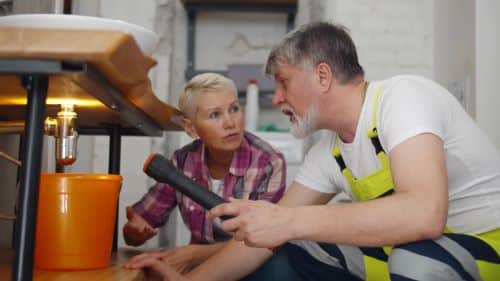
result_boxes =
[132,156,179,227]
[132,182,178,227]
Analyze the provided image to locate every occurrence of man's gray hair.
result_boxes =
[265,22,364,84]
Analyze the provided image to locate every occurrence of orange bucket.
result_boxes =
[34,173,122,270]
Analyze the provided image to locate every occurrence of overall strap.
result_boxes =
[332,85,385,174]
[366,86,390,169]
[332,137,356,187]
[332,85,395,201]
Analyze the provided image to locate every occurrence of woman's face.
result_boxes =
[189,89,244,152]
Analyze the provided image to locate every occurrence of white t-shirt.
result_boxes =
[210,178,223,228]
[296,75,500,234]
[210,178,223,197]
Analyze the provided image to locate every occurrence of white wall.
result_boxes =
[475,1,500,149]
[322,0,434,81]
[195,12,287,71]
[434,0,475,115]
[322,0,477,122]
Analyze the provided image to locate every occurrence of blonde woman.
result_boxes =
[123,73,298,280]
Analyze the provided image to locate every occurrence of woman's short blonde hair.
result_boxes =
[178,73,238,118]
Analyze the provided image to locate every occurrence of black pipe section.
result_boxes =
[143,154,230,215]
[12,75,49,281]
[108,125,121,251]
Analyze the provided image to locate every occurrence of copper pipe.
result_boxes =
[51,103,78,165]
[0,213,16,220]
[0,150,21,166]
[0,121,25,134]
[0,104,79,166]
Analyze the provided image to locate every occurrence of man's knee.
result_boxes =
[389,240,471,281]
[282,242,361,281]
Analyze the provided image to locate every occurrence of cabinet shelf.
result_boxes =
[181,0,297,80]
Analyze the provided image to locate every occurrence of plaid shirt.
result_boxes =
[133,132,286,244]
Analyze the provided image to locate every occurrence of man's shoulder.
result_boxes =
[380,74,436,91]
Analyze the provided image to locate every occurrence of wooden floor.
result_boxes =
[0,248,148,281]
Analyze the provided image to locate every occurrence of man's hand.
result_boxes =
[123,206,157,246]
[208,198,295,248]
[124,252,188,281]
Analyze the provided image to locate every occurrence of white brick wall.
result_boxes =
[326,0,434,80]
[476,1,500,149]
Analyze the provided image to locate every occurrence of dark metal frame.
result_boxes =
[12,75,48,281]
[183,3,297,80]
[0,58,162,281]
[0,0,13,15]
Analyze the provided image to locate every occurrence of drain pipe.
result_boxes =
[1,103,79,166]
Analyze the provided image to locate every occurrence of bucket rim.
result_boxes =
[40,173,122,181]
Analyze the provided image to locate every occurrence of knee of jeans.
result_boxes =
[263,245,301,279]
[241,246,301,281]
[262,246,294,270]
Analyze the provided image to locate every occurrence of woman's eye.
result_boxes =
[230,105,240,113]
[209,111,220,119]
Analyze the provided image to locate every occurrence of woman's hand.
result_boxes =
[124,243,226,278]
[123,206,157,246]
[124,252,188,281]
[143,244,225,274]
[162,245,200,274]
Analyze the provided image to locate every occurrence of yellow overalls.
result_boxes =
[331,86,500,280]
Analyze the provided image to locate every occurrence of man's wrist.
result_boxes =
[285,206,303,241]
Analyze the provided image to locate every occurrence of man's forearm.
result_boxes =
[186,183,331,280]
[186,240,273,281]
[291,192,446,246]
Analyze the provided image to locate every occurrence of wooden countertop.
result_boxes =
[0,248,150,281]
[0,27,182,131]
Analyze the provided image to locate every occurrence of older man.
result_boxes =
[126,22,500,281]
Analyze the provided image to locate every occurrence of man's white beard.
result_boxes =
[290,103,318,139]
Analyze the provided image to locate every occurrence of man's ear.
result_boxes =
[316,62,333,92]
[181,118,198,139]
